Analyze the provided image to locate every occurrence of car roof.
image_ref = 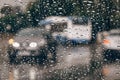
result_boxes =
[45,16,70,22]
[38,16,91,26]
[38,16,70,26]
[68,16,90,20]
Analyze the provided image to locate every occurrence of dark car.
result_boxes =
[7,27,57,64]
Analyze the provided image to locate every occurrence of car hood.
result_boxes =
[14,36,44,43]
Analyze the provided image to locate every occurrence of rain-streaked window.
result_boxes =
[0,0,119,80]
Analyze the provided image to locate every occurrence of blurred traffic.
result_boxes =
[0,16,119,80]
[0,0,120,80]
[7,27,57,64]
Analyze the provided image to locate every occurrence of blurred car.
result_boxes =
[39,16,92,45]
[7,27,57,64]
[101,62,120,80]
[97,29,120,61]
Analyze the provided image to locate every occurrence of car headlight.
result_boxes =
[12,42,20,48]
[29,42,37,48]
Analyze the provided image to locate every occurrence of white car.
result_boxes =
[68,16,92,42]
[97,29,120,61]
[39,16,92,45]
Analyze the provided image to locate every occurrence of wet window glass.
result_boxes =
[71,17,89,25]
[50,22,67,32]
[0,0,119,80]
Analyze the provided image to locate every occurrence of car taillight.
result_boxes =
[103,39,110,44]
[102,67,110,76]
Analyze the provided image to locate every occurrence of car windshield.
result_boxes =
[50,22,67,32]
[110,33,120,36]
[16,28,44,37]
[72,17,89,25]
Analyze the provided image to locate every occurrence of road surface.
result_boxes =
[0,35,103,80]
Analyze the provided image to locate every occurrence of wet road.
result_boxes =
[0,45,96,80]
[0,35,103,80]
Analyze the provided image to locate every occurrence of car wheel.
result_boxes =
[37,49,48,64]
[7,48,20,65]
[9,55,20,65]
[47,40,58,62]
